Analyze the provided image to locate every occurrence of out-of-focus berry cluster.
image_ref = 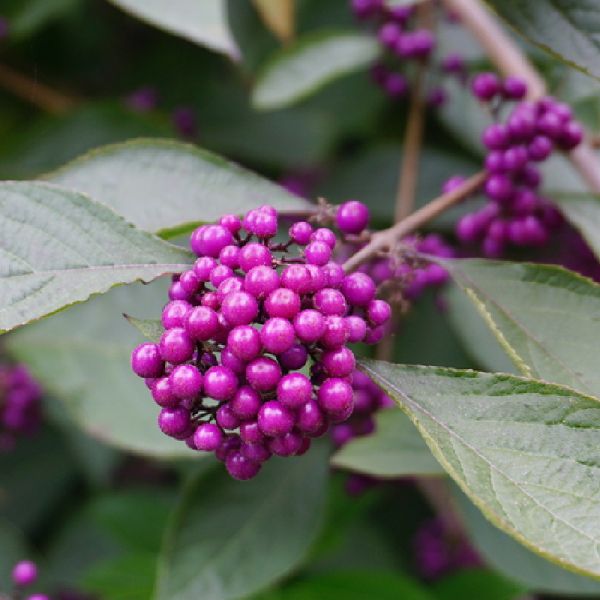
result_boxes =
[131,202,392,480]
[0,364,42,452]
[456,74,583,257]
[9,560,49,600]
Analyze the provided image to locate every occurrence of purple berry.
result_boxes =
[305,241,332,266]
[345,315,367,342]
[162,300,191,329]
[278,344,308,370]
[219,245,241,269]
[158,407,191,437]
[320,316,349,349]
[366,299,392,326]
[261,318,295,354]
[270,431,304,456]
[322,262,345,288]
[277,373,312,408]
[318,378,354,417]
[159,328,195,364]
[294,309,326,343]
[216,404,241,430]
[194,423,223,451]
[204,366,238,400]
[246,357,282,392]
[194,256,217,281]
[221,291,259,326]
[336,200,370,234]
[322,347,356,378]
[280,264,311,294]
[239,243,272,272]
[169,364,203,398]
[226,452,261,480]
[289,221,313,245]
[471,72,500,101]
[227,325,262,361]
[230,386,262,420]
[313,288,348,316]
[503,76,527,99]
[131,343,164,378]
[258,401,295,437]
[297,400,325,435]
[185,306,219,341]
[191,224,233,257]
[485,174,514,202]
[341,272,376,306]
[12,561,37,587]
[244,265,280,299]
[265,288,301,319]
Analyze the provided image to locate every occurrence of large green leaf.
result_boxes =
[254,571,434,600]
[444,284,516,374]
[432,569,524,600]
[444,258,600,396]
[156,446,329,600]
[0,181,192,333]
[359,359,600,580]
[454,488,600,595]
[6,282,196,458]
[331,409,444,477]
[46,139,310,237]
[3,0,80,38]
[485,0,600,80]
[252,31,380,110]
[106,0,238,58]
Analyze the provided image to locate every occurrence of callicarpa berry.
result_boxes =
[131,202,391,480]
[455,76,583,256]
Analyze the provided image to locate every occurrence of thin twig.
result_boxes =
[0,63,78,114]
[343,171,486,272]
[441,0,600,193]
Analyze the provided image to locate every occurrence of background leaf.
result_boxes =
[156,445,329,600]
[252,31,379,110]
[0,521,28,588]
[360,359,600,580]
[331,410,444,477]
[485,0,600,80]
[6,281,196,458]
[444,258,600,396]
[453,488,600,595]
[0,181,192,332]
[106,0,239,58]
[47,139,311,237]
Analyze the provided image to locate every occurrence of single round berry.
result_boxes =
[191,224,233,257]
[169,364,203,398]
[341,272,376,306]
[168,280,191,302]
[241,441,272,463]
[204,366,238,400]
[345,315,367,342]
[318,378,354,416]
[270,431,304,457]
[336,200,370,234]
[322,262,345,288]
[278,344,308,370]
[193,423,223,451]
[219,245,241,269]
[12,561,37,587]
[225,451,261,480]
[230,385,262,420]
[219,214,242,234]
[194,256,217,281]
[185,306,219,341]
[261,318,295,354]
[280,264,311,294]
[503,76,527,99]
[244,265,280,299]
[258,401,295,437]
[162,300,191,329]
[320,316,349,349]
[159,328,195,364]
[265,288,301,319]
[240,421,264,444]
[217,276,244,303]
[289,221,313,245]
[471,72,500,101]
[215,434,241,462]
[311,227,337,249]
[277,373,312,408]
[314,288,348,316]
[131,343,164,378]
[322,347,356,378]
[239,243,272,272]
[158,407,191,437]
[209,265,234,289]
[253,211,278,238]
[367,299,392,326]
[297,400,325,435]
[227,325,262,361]
[216,404,241,430]
[246,357,282,392]
[294,309,326,343]
[179,270,200,295]
[221,291,259,326]
[151,377,178,407]
[305,241,332,266]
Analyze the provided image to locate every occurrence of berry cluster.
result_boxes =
[10,560,48,600]
[456,74,583,257]
[0,364,42,452]
[131,202,391,480]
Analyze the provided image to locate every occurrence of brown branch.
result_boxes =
[0,63,78,114]
[441,0,600,193]
[343,170,486,272]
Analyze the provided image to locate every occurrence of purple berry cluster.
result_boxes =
[131,202,391,480]
[10,560,49,600]
[0,364,42,452]
[456,74,583,257]
[413,518,481,580]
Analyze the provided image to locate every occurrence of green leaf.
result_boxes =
[106,0,239,58]
[254,571,434,600]
[444,283,516,374]
[252,31,380,110]
[444,258,600,396]
[485,0,600,80]
[331,409,444,477]
[46,139,311,237]
[156,445,329,600]
[0,181,193,333]
[125,315,163,343]
[432,569,524,600]
[6,282,197,458]
[359,359,600,580]
[454,487,600,595]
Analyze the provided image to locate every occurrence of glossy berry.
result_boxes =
[277,373,312,408]
[131,343,164,378]
[258,401,295,437]
[12,561,37,587]
[261,318,295,354]
[193,423,223,451]
[336,200,370,234]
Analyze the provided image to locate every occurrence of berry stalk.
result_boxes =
[342,171,487,272]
